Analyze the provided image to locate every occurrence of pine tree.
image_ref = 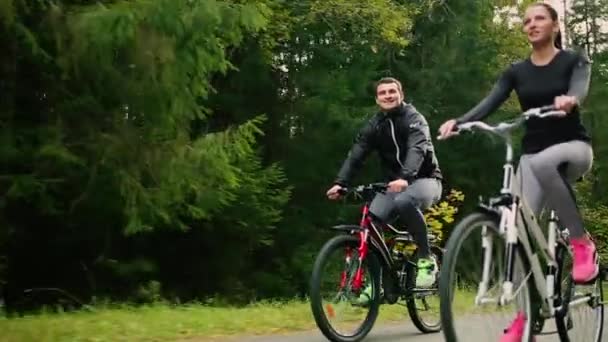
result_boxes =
[567,0,608,55]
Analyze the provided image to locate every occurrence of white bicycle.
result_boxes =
[438,105,604,342]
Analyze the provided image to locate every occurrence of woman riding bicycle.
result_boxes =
[438,3,596,341]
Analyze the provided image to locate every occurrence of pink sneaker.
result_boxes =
[500,312,535,342]
[571,236,599,284]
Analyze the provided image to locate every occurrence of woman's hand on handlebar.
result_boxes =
[554,95,577,114]
[438,119,459,140]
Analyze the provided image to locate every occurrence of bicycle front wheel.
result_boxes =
[309,234,381,342]
[439,212,536,342]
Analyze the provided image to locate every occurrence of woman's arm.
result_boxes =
[457,65,515,123]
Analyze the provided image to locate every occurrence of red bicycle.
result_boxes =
[309,182,443,342]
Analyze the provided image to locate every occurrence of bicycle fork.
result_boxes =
[352,230,369,291]
[475,203,520,306]
[500,202,522,306]
[475,223,494,305]
[477,206,571,312]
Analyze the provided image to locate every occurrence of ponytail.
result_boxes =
[555,30,563,49]
[531,3,563,49]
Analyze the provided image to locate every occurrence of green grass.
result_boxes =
[1,283,605,342]
[0,300,413,342]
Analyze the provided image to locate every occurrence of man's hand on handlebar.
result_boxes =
[326,184,344,200]
[388,179,408,193]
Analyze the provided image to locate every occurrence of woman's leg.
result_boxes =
[519,141,596,283]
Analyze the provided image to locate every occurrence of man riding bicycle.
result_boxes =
[326,77,443,293]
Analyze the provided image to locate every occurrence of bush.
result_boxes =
[424,189,466,243]
[576,176,608,265]
[581,205,608,264]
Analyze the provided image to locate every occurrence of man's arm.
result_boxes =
[400,112,431,183]
[334,120,375,187]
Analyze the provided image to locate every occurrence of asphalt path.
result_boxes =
[206,315,608,342]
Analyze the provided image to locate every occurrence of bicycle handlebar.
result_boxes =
[337,182,388,200]
[456,105,566,137]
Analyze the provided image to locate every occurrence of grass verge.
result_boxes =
[1,284,605,342]
[0,299,414,342]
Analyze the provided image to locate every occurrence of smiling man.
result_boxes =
[326,77,443,294]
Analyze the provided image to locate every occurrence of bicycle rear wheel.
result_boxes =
[439,212,536,342]
[310,234,382,342]
[405,246,442,333]
[555,242,604,342]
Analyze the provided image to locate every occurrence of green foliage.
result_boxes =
[304,0,417,48]
[576,175,608,264]
[424,189,466,242]
[0,0,290,307]
[0,220,5,291]
[0,0,15,27]
[134,280,163,304]
[581,205,608,265]
[2,0,608,309]
[567,0,608,55]
[566,2,608,266]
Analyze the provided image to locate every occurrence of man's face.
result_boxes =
[375,82,403,111]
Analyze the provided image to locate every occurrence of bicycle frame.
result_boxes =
[466,108,593,318]
[335,193,420,292]
[476,135,562,311]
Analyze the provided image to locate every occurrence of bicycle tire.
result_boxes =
[439,212,537,342]
[309,234,382,342]
[405,246,442,333]
[555,242,604,342]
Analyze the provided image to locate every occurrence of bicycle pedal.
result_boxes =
[383,293,399,304]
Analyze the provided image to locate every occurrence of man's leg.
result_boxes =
[393,178,442,257]
[393,178,442,287]
[368,191,397,223]
[358,192,398,305]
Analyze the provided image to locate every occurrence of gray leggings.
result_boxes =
[368,178,442,257]
[516,140,593,238]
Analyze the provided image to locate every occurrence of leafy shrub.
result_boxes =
[424,189,465,243]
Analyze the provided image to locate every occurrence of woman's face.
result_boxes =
[523,5,559,47]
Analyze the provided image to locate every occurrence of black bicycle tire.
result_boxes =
[309,234,382,342]
[555,243,604,342]
[438,212,536,342]
[405,246,442,333]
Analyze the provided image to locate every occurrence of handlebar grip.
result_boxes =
[539,104,556,112]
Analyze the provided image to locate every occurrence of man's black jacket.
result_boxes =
[335,102,443,186]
